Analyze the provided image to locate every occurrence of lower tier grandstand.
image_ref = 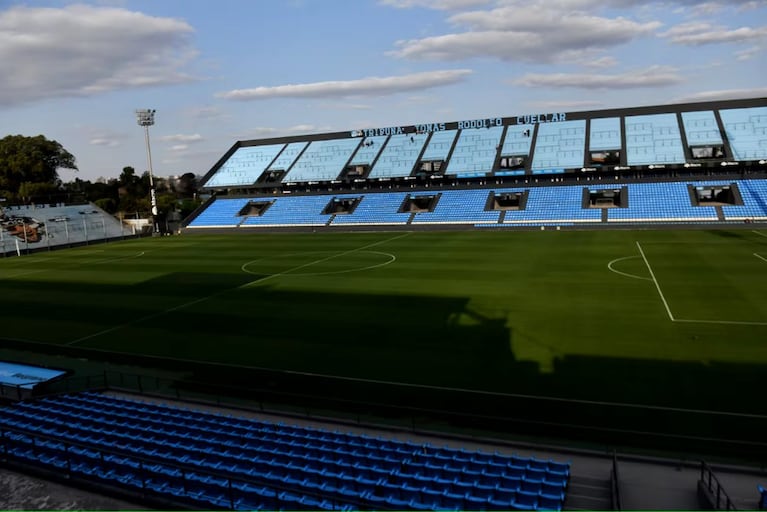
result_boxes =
[1,391,570,511]
[184,178,767,230]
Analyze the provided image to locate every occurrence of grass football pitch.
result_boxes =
[2,228,766,451]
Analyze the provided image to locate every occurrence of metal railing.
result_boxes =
[700,461,738,510]
[611,450,623,511]
[28,367,767,466]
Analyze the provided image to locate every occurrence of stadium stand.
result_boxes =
[191,98,767,233]
[284,139,361,183]
[186,178,767,230]
[1,203,131,253]
[625,113,686,166]
[331,192,411,226]
[347,136,388,167]
[369,134,429,179]
[607,182,718,223]
[186,198,252,228]
[503,186,601,224]
[412,190,500,225]
[530,120,586,174]
[0,392,571,511]
[447,126,503,178]
[722,179,767,220]
[419,129,458,162]
[241,195,331,227]
[719,106,767,161]
[205,144,286,187]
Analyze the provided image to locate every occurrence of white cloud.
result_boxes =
[316,102,373,111]
[661,22,767,45]
[159,134,204,143]
[675,86,767,102]
[0,4,196,106]
[511,66,684,89]
[526,100,605,109]
[735,45,761,60]
[389,3,661,63]
[170,144,188,152]
[233,124,333,140]
[582,56,619,68]
[188,106,227,120]
[379,0,492,9]
[89,137,120,147]
[217,70,473,100]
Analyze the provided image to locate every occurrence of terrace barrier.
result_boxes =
[698,460,738,510]
[611,450,623,511]
[29,368,767,468]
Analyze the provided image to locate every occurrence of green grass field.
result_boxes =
[2,228,767,446]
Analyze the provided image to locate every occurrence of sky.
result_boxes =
[1,0,766,182]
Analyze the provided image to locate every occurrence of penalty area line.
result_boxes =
[754,253,767,263]
[68,232,412,346]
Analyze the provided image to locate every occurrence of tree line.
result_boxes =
[0,134,202,219]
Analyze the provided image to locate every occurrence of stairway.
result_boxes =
[715,206,725,221]
[564,475,613,510]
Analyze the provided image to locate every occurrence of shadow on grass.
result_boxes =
[1,271,766,460]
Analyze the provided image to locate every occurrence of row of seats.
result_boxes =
[189,179,767,228]
[0,392,571,510]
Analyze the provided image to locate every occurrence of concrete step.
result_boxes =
[565,475,613,511]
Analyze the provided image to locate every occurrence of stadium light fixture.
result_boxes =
[135,109,159,234]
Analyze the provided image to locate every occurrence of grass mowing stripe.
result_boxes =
[239,232,410,288]
[69,232,412,345]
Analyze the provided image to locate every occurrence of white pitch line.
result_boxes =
[88,251,145,265]
[636,241,675,321]
[607,255,652,281]
[674,318,767,326]
[238,232,410,289]
[753,230,767,238]
[754,252,767,263]
[69,232,412,345]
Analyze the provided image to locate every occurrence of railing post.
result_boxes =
[716,484,722,508]
[66,443,72,477]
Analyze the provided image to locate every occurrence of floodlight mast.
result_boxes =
[135,108,159,234]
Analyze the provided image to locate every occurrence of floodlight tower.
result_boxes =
[135,108,160,234]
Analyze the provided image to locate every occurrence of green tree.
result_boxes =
[0,134,77,198]
[17,181,60,203]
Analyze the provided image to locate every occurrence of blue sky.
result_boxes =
[1,0,765,181]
